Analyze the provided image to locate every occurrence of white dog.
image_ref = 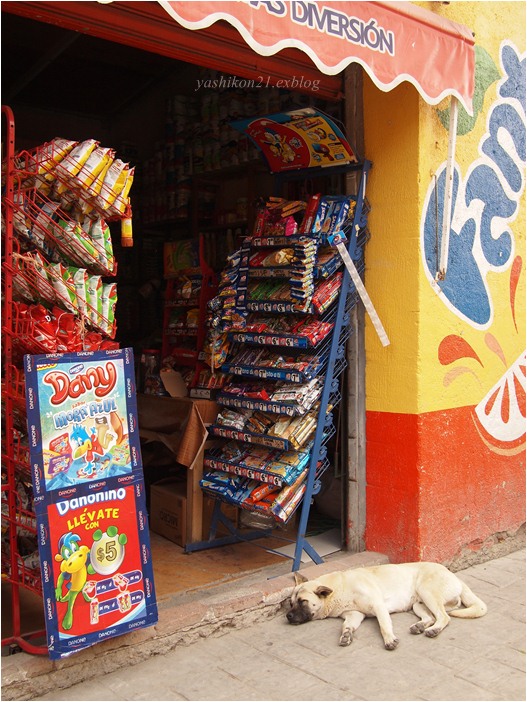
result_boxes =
[287,562,487,649]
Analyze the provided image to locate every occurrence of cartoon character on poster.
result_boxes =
[248,119,310,169]
[26,350,158,658]
[232,109,357,172]
[32,357,132,491]
[48,484,149,639]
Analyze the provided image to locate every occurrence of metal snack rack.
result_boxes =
[188,160,372,571]
[1,106,130,654]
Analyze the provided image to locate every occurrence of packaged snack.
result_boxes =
[250,483,280,503]
[12,271,34,304]
[108,166,135,215]
[37,138,77,179]
[89,218,115,273]
[97,159,129,210]
[101,282,118,337]
[49,262,77,312]
[28,304,58,351]
[86,274,103,328]
[299,193,322,234]
[74,146,114,189]
[55,139,99,180]
[87,153,114,204]
[73,268,88,316]
[250,249,295,267]
[186,308,200,328]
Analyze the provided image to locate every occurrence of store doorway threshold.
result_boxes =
[152,530,295,600]
[271,527,341,563]
[152,509,342,599]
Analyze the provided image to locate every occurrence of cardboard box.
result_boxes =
[150,479,187,546]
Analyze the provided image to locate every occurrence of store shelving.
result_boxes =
[187,160,372,570]
[1,107,129,655]
[161,234,218,391]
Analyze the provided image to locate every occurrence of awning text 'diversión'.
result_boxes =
[159,1,475,113]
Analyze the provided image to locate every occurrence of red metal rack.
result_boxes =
[1,107,130,655]
[161,234,218,392]
[2,105,47,655]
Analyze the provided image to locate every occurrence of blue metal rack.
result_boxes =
[186,160,371,571]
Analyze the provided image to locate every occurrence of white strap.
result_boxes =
[335,241,390,347]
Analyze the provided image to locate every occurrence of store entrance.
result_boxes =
[1,10,361,615]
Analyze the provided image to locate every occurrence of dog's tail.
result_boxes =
[450,582,487,619]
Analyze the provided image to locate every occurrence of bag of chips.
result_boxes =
[49,262,77,313]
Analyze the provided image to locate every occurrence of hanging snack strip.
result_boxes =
[12,137,134,248]
[4,137,130,352]
[9,243,117,338]
[203,242,250,370]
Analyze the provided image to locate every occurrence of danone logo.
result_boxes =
[43,362,117,405]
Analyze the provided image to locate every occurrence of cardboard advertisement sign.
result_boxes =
[231,108,357,172]
[24,348,158,659]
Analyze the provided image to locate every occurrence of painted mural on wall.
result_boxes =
[421,41,526,456]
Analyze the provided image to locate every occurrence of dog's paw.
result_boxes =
[384,638,399,650]
[409,622,425,635]
[339,630,353,647]
[424,627,441,638]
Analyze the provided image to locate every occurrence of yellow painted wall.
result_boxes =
[363,80,421,414]
[364,2,526,423]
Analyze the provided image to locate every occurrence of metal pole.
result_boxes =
[437,96,459,280]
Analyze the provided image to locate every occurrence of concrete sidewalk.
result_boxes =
[5,549,525,701]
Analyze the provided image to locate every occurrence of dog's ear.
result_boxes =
[314,585,333,598]
[294,571,309,585]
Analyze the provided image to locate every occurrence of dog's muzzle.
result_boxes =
[286,607,312,624]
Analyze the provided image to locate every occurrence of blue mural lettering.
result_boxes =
[421,42,526,329]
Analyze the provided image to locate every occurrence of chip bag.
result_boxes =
[100,282,118,337]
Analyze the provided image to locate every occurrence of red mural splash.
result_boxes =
[438,335,483,366]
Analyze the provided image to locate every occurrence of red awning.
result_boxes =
[158,0,475,114]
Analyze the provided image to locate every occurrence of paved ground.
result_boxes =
[34,549,525,701]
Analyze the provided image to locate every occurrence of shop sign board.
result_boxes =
[24,348,158,659]
[159,0,475,113]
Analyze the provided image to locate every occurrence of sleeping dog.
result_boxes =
[287,562,487,649]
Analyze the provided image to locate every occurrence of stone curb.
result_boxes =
[1,551,388,701]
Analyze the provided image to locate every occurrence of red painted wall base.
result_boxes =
[365,407,526,564]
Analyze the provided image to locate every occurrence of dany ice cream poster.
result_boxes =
[24,348,158,658]
[24,348,140,497]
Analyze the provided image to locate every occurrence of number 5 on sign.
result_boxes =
[91,526,127,575]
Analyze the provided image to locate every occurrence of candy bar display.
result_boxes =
[196,165,372,555]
